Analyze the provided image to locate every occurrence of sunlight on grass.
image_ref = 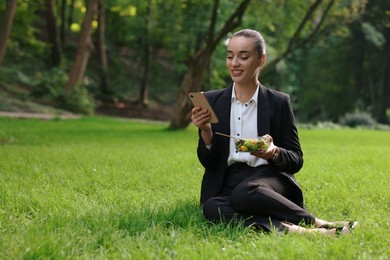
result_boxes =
[0,117,389,258]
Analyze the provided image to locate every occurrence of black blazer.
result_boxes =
[197,84,305,206]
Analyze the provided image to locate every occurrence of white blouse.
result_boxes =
[227,84,268,167]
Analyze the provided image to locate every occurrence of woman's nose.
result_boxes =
[232,57,240,67]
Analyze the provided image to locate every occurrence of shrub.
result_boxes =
[339,111,376,128]
[61,87,95,115]
[31,68,67,99]
[297,121,341,129]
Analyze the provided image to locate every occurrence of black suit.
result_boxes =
[197,84,314,231]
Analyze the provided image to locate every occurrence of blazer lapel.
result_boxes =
[213,85,233,136]
[257,84,270,136]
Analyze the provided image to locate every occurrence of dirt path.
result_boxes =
[0,111,81,120]
[0,102,174,121]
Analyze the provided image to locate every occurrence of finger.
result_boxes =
[262,134,272,143]
[250,150,265,156]
[192,107,201,114]
[196,110,210,119]
[196,116,210,125]
[197,113,211,125]
[192,108,206,119]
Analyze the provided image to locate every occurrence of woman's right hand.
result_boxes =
[191,107,212,131]
[191,107,213,145]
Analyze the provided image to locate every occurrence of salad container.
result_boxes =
[234,137,269,152]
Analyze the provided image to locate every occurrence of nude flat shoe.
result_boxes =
[320,221,358,230]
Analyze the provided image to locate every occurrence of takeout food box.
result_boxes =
[235,137,269,152]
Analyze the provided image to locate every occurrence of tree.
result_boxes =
[358,0,389,123]
[96,0,109,98]
[60,0,67,47]
[44,0,62,66]
[138,0,152,106]
[65,0,98,91]
[169,0,252,129]
[261,0,334,77]
[0,0,387,124]
[289,0,389,123]
[0,0,17,66]
[169,0,336,129]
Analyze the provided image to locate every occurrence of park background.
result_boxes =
[1,0,390,259]
[0,0,389,127]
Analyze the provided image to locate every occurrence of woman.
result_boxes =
[190,29,356,235]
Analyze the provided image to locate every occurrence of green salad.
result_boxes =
[235,138,269,152]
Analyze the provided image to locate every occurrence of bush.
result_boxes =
[31,68,67,99]
[339,111,376,128]
[61,87,95,115]
[0,67,31,99]
[297,121,341,129]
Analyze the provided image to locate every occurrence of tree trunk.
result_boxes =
[170,50,212,129]
[169,0,251,129]
[353,43,365,103]
[380,55,390,124]
[0,0,17,66]
[369,55,387,123]
[139,0,152,106]
[65,0,98,91]
[60,0,67,47]
[96,0,109,97]
[44,0,62,66]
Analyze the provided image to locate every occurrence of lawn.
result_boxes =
[0,116,389,259]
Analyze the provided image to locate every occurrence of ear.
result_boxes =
[259,54,267,67]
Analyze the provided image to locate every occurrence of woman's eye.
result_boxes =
[241,56,249,60]
[227,56,233,59]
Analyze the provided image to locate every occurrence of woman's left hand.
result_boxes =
[250,134,278,160]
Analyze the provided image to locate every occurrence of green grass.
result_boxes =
[0,116,389,259]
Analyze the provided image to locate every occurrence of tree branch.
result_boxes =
[298,0,335,49]
[287,0,324,52]
[262,0,334,76]
[206,0,219,47]
[209,0,251,53]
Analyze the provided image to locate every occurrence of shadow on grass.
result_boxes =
[78,200,258,240]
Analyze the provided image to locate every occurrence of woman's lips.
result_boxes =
[231,70,243,76]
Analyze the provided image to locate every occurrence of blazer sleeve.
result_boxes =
[196,89,227,171]
[196,131,221,170]
[268,93,303,174]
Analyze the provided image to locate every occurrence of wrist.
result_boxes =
[272,146,281,162]
[199,123,211,132]
[200,128,213,146]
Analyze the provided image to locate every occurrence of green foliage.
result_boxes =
[0,0,389,124]
[61,87,95,115]
[31,68,68,99]
[298,121,341,130]
[0,117,389,258]
[0,67,33,100]
[290,39,356,122]
[339,111,377,128]
[5,1,49,63]
[361,22,386,48]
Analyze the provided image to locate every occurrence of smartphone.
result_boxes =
[188,92,219,123]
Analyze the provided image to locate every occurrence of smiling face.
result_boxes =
[226,36,266,86]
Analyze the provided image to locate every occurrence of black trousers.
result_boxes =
[202,163,315,232]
